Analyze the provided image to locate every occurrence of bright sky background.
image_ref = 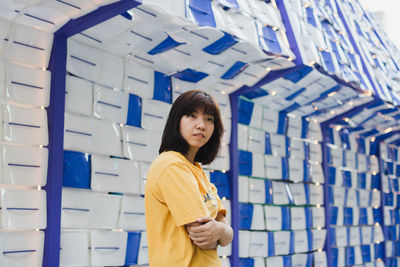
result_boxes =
[358,0,400,50]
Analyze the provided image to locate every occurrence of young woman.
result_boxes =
[145,90,233,266]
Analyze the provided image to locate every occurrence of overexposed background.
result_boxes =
[359,0,400,50]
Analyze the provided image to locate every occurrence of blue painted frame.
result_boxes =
[43,0,399,266]
[44,1,141,266]
[320,98,379,267]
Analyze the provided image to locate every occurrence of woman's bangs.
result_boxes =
[184,92,218,116]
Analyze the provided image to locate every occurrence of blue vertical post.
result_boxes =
[276,0,304,65]
[43,1,142,266]
[44,33,67,267]
[320,125,333,267]
[228,94,239,267]
[376,142,387,266]
[334,0,379,96]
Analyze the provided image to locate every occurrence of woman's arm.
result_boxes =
[185,211,233,249]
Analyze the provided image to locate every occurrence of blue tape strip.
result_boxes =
[210,171,231,199]
[320,50,336,73]
[268,232,274,256]
[63,151,91,189]
[307,230,313,251]
[283,256,292,267]
[306,7,317,27]
[285,137,291,158]
[238,150,252,176]
[361,244,371,262]
[284,65,313,83]
[188,0,216,26]
[346,246,355,266]
[265,132,272,154]
[285,87,306,101]
[238,203,253,230]
[303,142,309,160]
[125,232,141,265]
[289,231,294,254]
[243,87,269,99]
[221,61,249,80]
[328,166,336,185]
[303,161,309,182]
[261,26,281,53]
[281,158,288,180]
[342,170,352,187]
[329,228,336,246]
[277,112,288,135]
[153,71,172,103]
[238,98,254,125]
[265,180,272,204]
[282,207,290,230]
[147,34,185,55]
[301,118,309,139]
[329,206,338,225]
[343,189,349,207]
[126,94,142,127]
[172,68,209,82]
[304,183,310,204]
[203,31,237,54]
[305,207,312,229]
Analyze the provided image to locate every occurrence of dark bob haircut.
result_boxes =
[159,90,224,165]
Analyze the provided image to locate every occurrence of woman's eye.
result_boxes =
[189,113,195,118]
[207,117,214,123]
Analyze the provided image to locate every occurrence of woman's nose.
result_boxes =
[196,117,206,129]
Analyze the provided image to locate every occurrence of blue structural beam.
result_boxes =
[44,1,141,266]
[276,0,303,65]
[334,0,379,97]
[55,0,142,38]
[44,33,67,267]
[320,98,379,267]
[228,94,239,267]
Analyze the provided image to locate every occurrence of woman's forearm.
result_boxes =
[217,221,233,247]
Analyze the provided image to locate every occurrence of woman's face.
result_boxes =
[179,107,215,153]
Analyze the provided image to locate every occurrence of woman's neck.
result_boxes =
[185,147,198,164]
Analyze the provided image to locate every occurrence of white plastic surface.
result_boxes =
[65,75,93,116]
[0,230,44,267]
[6,23,53,68]
[122,126,160,163]
[2,144,48,186]
[90,230,128,267]
[118,195,146,231]
[248,178,265,204]
[141,99,171,132]
[0,187,46,230]
[93,84,129,124]
[91,155,141,194]
[60,230,90,267]
[4,104,48,146]
[5,61,51,107]
[250,204,265,230]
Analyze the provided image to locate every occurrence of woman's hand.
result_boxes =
[185,214,233,250]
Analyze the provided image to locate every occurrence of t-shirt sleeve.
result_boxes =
[156,162,210,227]
[210,183,227,217]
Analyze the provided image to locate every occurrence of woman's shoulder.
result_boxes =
[150,151,188,171]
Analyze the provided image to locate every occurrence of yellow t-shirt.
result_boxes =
[145,151,226,267]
